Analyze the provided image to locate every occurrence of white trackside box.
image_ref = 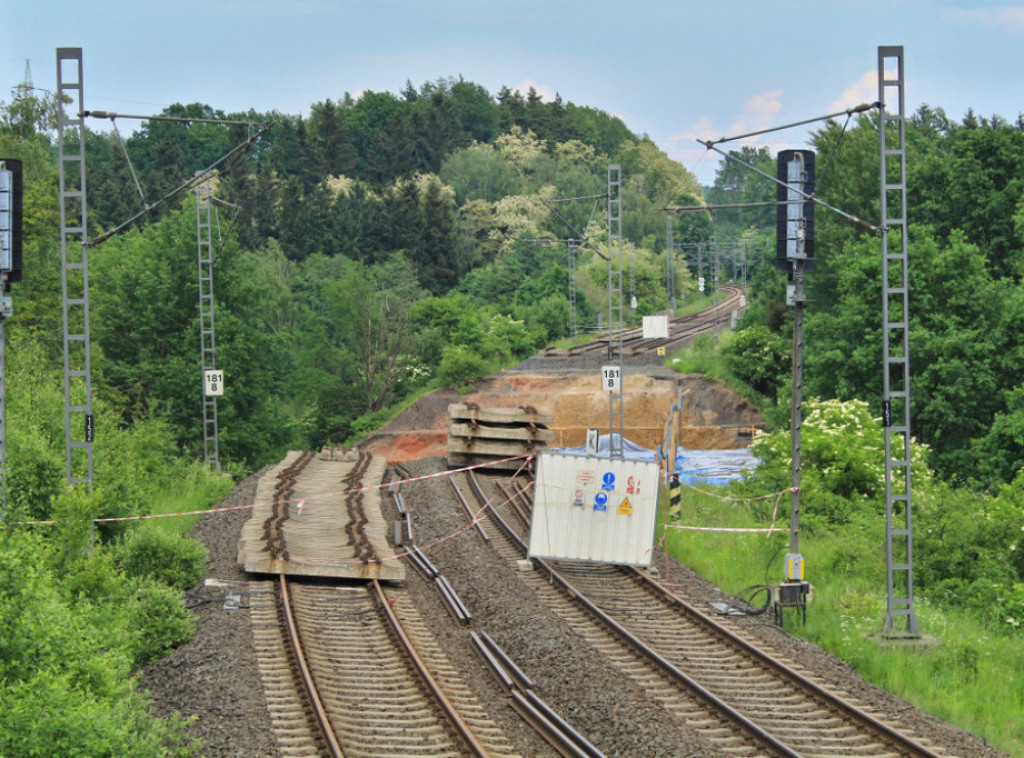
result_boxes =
[528,451,660,567]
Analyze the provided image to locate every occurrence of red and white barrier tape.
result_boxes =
[664,524,789,534]
[12,454,534,527]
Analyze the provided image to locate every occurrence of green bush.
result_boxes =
[1,671,197,758]
[6,426,64,522]
[128,580,197,668]
[670,334,727,377]
[116,529,208,592]
[0,532,195,756]
[437,344,489,389]
[722,325,789,398]
[915,476,1024,631]
[749,397,932,529]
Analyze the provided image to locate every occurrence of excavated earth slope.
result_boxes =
[360,367,762,463]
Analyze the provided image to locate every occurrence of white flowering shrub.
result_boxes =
[750,397,931,528]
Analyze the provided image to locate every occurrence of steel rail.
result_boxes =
[468,472,796,756]
[370,579,492,758]
[562,284,744,357]
[629,567,946,758]
[449,474,490,543]
[535,561,802,758]
[481,466,943,758]
[470,633,605,758]
[277,576,345,758]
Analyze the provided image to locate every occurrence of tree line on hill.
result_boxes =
[2,75,711,475]
[3,68,1024,755]
[0,73,718,754]
[708,106,1024,489]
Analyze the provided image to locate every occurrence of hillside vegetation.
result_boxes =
[2,72,1024,754]
[0,75,711,753]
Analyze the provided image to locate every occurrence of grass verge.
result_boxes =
[140,462,236,538]
[662,487,1024,757]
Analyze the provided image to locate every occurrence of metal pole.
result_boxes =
[567,239,578,339]
[196,171,220,469]
[666,215,676,311]
[56,48,94,492]
[879,45,920,638]
[783,152,809,584]
[0,310,6,523]
[606,165,624,459]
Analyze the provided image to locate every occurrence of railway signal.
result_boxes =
[0,157,23,520]
[775,148,815,624]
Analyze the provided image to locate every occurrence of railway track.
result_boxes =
[251,577,501,758]
[248,451,516,757]
[468,470,950,758]
[546,283,745,360]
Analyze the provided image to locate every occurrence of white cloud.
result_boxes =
[827,68,900,114]
[727,89,783,141]
[828,70,878,113]
[655,92,784,186]
[511,79,558,102]
[669,90,784,148]
[946,6,1024,34]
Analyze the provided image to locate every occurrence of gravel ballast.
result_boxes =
[140,361,1009,757]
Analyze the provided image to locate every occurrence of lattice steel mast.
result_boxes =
[196,172,220,468]
[666,215,677,311]
[879,45,920,637]
[606,165,624,458]
[567,238,579,338]
[56,48,93,490]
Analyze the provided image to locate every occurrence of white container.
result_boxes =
[528,451,660,567]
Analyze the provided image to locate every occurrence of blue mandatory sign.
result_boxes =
[601,472,616,491]
[594,492,609,511]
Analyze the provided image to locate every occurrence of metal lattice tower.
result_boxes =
[879,46,919,637]
[196,172,220,468]
[57,48,94,490]
[567,239,579,338]
[711,236,722,297]
[665,215,677,311]
[607,165,624,458]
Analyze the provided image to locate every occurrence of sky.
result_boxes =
[2,1,1023,187]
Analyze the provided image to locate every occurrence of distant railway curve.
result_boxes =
[543,284,746,362]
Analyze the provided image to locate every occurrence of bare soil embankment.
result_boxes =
[360,367,763,463]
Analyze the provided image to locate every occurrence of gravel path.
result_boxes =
[140,470,280,758]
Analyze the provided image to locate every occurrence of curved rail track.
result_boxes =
[248,453,518,758]
[469,469,948,758]
[545,284,746,360]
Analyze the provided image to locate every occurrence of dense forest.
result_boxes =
[3,69,1024,754]
[0,75,716,754]
[713,107,1024,488]
[6,75,712,470]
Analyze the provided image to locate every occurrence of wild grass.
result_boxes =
[667,332,733,378]
[139,462,235,538]
[662,487,1024,757]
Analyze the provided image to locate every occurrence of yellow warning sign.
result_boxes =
[657,347,665,356]
[618,497,633,515]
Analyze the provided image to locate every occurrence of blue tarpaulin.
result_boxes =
[554,433,759,487]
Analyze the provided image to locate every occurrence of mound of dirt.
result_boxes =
[360,368,762,464]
